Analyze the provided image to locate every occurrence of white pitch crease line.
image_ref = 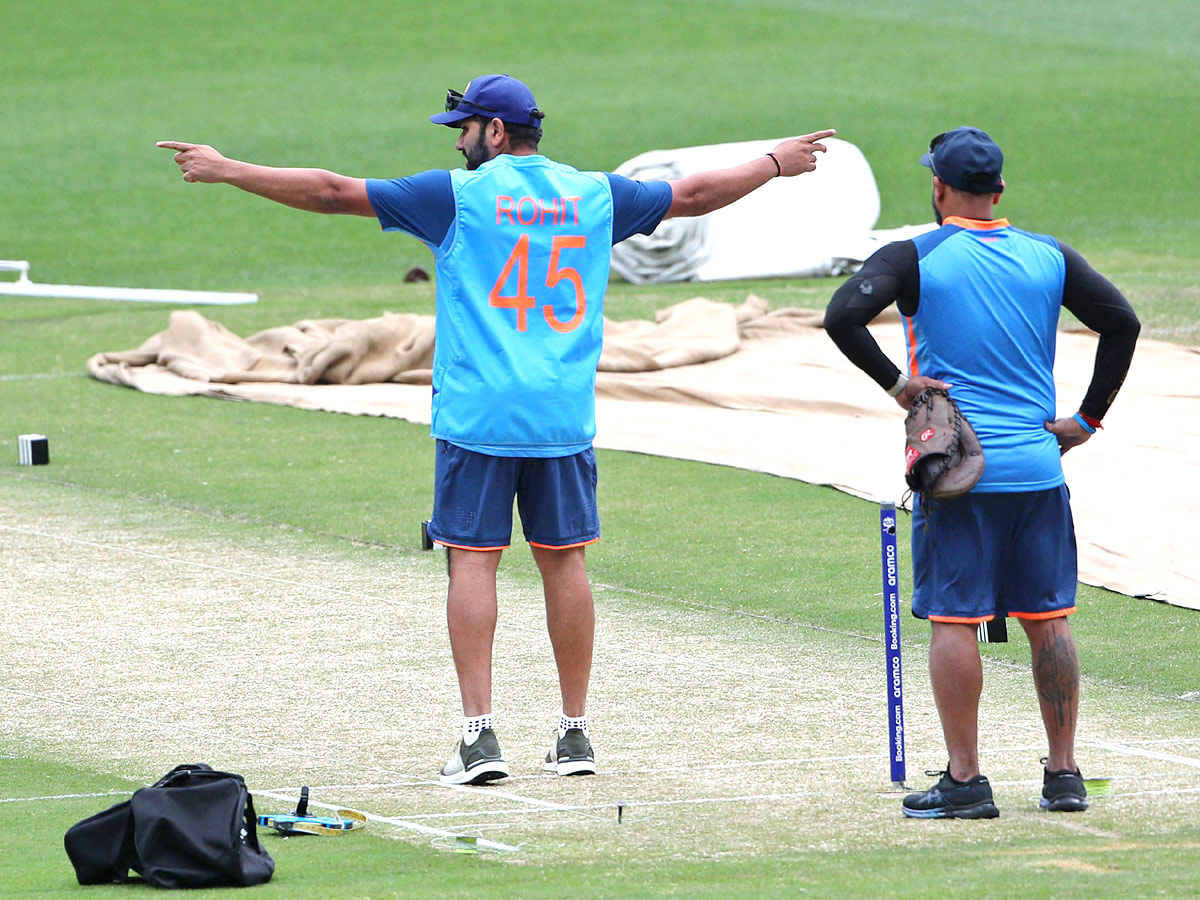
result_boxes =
[433,817,604,832]
[1001,721,1200,771]
[497,751,890,781]
[355,790,831,822]
[564,790,826,811]
[1082,739,1200,770]
[275,747,1196,822]
[385,807,596,822]
[1095,737,1200,748]
[0,523,876,699]
[442,787,592,814]
[266,781,428,793]
[253,789,521,852]
[262,782,597,817]
[392,776,1200,824]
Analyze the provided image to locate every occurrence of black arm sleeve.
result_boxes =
[824,240,920,391]
[1057,241,1141,421]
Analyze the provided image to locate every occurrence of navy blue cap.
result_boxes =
[920,126,1004,194]
[431,74,544,129]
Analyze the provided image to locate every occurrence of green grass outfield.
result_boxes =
[3,1,1199,897]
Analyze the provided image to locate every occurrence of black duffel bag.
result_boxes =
[65,764,275,888]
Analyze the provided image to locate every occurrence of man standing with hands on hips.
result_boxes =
[825,126,1139,818]
[158,73,835,784]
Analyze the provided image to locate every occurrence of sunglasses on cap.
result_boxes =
[444,88,545,124]
[445,88,499,115]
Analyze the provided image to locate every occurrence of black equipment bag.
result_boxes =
[65,764,275,888]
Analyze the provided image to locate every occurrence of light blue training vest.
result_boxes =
[430,154,615,457]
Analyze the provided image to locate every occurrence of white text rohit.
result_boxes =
[496,195,583,227]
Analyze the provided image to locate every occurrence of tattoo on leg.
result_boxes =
[1033,628,1079,730]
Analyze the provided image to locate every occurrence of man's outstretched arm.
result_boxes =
[664,130,836,219]
[156,141,375,217]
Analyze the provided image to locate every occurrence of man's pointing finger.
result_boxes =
[156,141,195,151]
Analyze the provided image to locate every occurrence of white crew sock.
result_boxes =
[559,712,588,739]
[463,714,493,746]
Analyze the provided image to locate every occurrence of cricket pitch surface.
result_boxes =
[3,477,1199,862]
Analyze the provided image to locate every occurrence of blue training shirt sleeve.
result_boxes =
[605,173,673,244]
[366,170,455,248]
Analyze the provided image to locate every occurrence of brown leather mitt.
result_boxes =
[904,388,985,500]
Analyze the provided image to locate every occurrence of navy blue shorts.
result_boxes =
[427,440,600,551]
[910,485,1077,623]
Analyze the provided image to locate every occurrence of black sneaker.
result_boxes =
[902,769,1000,819]
[1040,765,1089,812]
[542,728,596,776]
[438,728,510,785]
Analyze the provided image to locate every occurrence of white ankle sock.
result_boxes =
[559,712,588,738]
[463,714,492,746]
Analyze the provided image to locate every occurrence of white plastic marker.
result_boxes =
[0,260,257,305]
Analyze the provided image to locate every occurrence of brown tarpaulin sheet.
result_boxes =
[87,298,1200,611]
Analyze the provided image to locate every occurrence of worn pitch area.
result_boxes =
[2,476,1198,860]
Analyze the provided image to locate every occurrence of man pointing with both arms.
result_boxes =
[160,74,835,784]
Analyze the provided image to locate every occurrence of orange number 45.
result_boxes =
[488,234,587,333]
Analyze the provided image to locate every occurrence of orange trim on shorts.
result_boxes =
[528,536,599,550]
[1011,607,1076,620]
[942,216,1010,231]
[434,540,509,552]
[929,608,1076,625]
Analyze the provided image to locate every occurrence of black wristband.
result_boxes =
[766,152,782,177]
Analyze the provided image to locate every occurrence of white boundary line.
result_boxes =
[0,372,78,382]
[0,790,131,804]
